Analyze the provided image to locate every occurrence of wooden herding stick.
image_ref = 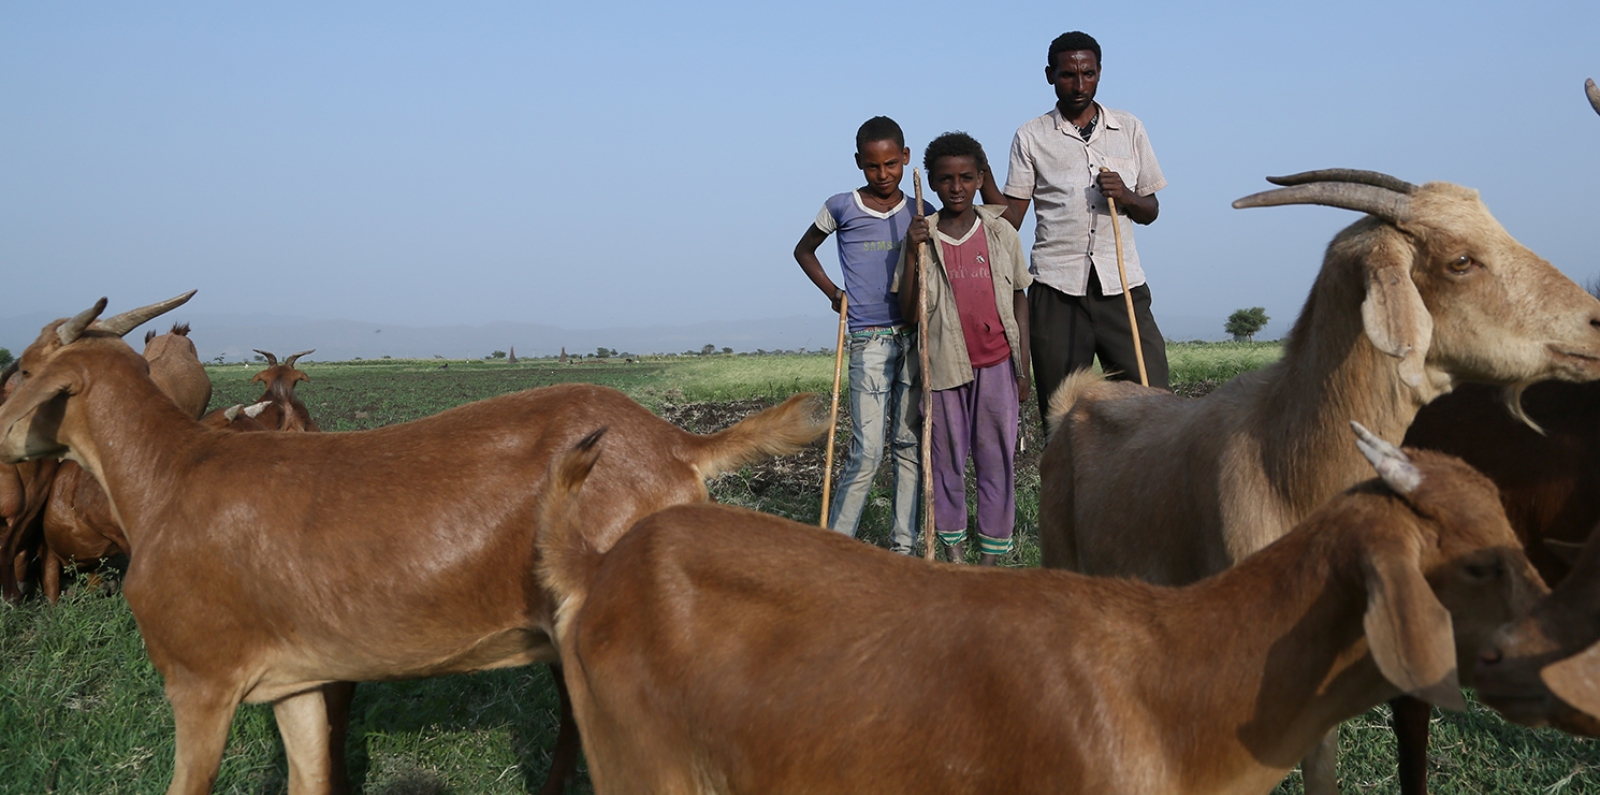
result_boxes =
[1101,167,1149,387]
[819,292,849,527]
[913,169,938,562]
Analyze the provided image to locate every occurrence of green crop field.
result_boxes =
[4,342,1596,794]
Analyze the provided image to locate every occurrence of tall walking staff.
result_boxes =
[1100,167,1149,387]
[913,169,938,561]
[819,293,849,527]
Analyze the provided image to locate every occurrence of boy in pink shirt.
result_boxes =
[896,133,1032,565]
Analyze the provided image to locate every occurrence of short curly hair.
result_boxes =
[923,131,987,176]
[855,116,906,152]
[1048,31,1101,69]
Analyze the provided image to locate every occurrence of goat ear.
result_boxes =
[1543,641,1600,720]
[1361,241,1434,396]
[0,370,77,453]
[1363,540,1468,711]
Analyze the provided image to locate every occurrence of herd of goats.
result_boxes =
[7,87,1600,795]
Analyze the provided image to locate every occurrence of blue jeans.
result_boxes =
[828,328,921,553]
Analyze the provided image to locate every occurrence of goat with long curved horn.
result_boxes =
[252,350,279,367]
[93,291,197,338]
[1232,169,1415,225]
[284,350,315,367]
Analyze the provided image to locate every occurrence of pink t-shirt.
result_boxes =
[938,220,1011,370]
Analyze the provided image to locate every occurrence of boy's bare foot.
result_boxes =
[979,552,1001,567]
[945,541,965,564]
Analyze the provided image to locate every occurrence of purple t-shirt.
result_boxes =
[816,191,936,332]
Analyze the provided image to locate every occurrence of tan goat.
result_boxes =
[1040,170,1600,585]
[1035,169,1600,794]
[0,292,828,795]
[538,426,1543,795]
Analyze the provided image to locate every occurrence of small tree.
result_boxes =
[1225,307,1270,342]
[487,350,507,359]
[721,346,732,355]
[701,343,717,356]
[0,347,12,367]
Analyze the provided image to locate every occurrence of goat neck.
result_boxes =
[1252,220,1432,521]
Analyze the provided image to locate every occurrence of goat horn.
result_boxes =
[1587,78,1600,117]
[253,350,279,366]
[58,298,109,346]
[1233,182,1413,225]
[1264,169,1418,195]
[1349,421,1422,495]
[223,404,244,421]
[244,400,271,419]
[285,349,315,367]
[93,290,197,338]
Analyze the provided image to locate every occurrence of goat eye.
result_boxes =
[1447,255,1476,274]
[1464,562,1501,581]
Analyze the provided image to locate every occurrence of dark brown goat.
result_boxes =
[250,349,319,432]
[0,292,827,795]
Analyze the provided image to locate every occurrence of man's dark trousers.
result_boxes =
[1028,272,1170,423]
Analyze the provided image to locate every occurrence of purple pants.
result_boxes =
[930,358,1018,554]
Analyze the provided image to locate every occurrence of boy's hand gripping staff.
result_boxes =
[913,168,937,562]
[1100,166,1149,387]
[820,292,848,526]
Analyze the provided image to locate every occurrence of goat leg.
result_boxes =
[42,546,62,604]
[538,664,581,795]
[165,685,239,795]
[1391,695,1432,795]
[324,681,356,795]
[1300,729,1339,795]
[275,687,339,795]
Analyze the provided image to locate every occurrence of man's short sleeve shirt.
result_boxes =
[1003,104,1166,297]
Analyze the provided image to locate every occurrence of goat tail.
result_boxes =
[1045,369,1107,438]
[536,428,608,623]
[685,392,828,479]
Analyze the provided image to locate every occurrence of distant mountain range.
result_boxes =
[0,311,1248,362]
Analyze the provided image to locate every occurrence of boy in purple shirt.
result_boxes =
[794,117,932,553]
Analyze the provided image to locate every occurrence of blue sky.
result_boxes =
[4,1,1599,340]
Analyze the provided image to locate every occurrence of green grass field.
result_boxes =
[4,342,1596,794]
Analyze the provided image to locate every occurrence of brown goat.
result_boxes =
[23,323,224,603]
[539,427,1543,795]
[0,362,61,601]
[0,293,828,795]
[1473,523,1600,737]
[144,322,211,419]
[250,349,319,432]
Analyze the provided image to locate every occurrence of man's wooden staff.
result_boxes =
[913,169,937,561]
[1101,167,1149,387]
[819,292,848,527]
